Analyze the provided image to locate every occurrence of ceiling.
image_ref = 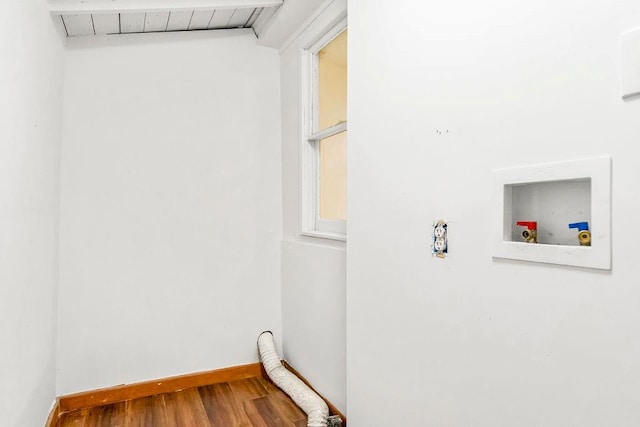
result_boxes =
[50,0,284,37]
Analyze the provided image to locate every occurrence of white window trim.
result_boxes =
[299,17,348,242]
[308,121,346,142]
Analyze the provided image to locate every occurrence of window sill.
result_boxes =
[299,230,346,242]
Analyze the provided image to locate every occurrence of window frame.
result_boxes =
[300,18,348,242]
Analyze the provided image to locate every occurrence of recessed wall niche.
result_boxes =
[507,179,591,246]
[493,157,611,270]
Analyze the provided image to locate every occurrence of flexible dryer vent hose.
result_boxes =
[257,331,329,427]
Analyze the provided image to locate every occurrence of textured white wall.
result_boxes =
[279,1,348,413]
[347,1,640,426]
[0,1,64,425]
[58,30,282,395]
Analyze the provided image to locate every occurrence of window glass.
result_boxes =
[318,29,348,130]
[319,130,347,221]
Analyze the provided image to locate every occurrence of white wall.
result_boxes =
[281,241,346,412]
[279,0,347,413]
[0,1,64,425]
[58,29,282,395]
[347,1,640,426]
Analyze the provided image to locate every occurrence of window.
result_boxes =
[301,22,347,240]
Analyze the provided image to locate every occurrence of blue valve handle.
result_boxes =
[568,222,589,231]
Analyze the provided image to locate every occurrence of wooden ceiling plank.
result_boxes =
[50,0,283,14]
[188,10,214,30]
[120,12,146,33]
[166,11,194,31]
[144,11,171,32]
[62,14,95,37]
[227,7,254,28]
[207,9,234,29]
[92,13,120,35]
[245,7,262,27]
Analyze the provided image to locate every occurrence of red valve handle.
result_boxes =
[516,221,537,230]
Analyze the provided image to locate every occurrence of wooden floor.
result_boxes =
[55,376,308,427]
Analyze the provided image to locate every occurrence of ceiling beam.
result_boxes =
[50,0,283,14]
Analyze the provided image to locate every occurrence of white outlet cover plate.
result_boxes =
[492,156,611,270]
[621,27,640,99]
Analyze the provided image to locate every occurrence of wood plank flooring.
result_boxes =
[55,377,307,427]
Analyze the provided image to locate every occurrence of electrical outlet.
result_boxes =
[432,220,448,258]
